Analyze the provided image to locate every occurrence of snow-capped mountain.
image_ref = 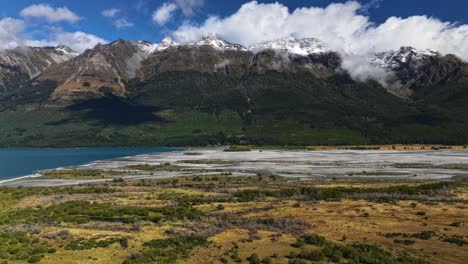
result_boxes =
[194,33,246,51]
[156,37,180,51]
[249,37,328,56]
[0,46,78,78]
[371,46,440,71]
[2,33,465,101]
[370,46,465,94]
[41,39,167,100]
[135,37,179,54]
[0,46,78,92]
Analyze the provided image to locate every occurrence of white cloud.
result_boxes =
[172,1,369,49]
[101,8,120,18]
[0,17,106,53]
[0,18,26,49]
[361,0,383,14]
[23,31,107,53]
[172,1,468,85]
[175,0,204,17]
[114,18,134,29]
[50,31,107,52]
[20,4,80,23]
[153,3,178,25]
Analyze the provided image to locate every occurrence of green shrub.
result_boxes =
[412,231,436,240]
[291,239,304,248]
[449,222,462,227]
[127,235,209,264]
[302,234,326,246]
[0,232,54,262]
[247,253,261,264]
[394,239,416,245]
[297,250,325,261]
[443,236,467,246]
[65,237,127,251]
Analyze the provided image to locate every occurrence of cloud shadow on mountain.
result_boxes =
[47,96,165,125]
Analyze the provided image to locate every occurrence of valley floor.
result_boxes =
[0,149,467,264]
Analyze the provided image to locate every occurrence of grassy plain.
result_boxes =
[0,171,466,264]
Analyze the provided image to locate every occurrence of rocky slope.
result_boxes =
[0,46,77,94]
[36,35,342,101]
[372,46,467,96]
[1,35,468,147]
[2,34,467,102]
[40,39,162,101]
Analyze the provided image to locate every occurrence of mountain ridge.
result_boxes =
[34,35,468,102]
[1,34,468,147]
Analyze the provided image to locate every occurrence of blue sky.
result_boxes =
[1,0,468,54]
[1,0,467,43]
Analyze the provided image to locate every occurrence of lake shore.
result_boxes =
[2,147,468,187]
[228,144,468,151]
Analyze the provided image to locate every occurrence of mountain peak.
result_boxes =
[201,33,219,41]
[249,36,328,56]
[157,37,179,50]
[55,45,79,56]
[194,33,246,51]
[372,46,440,70]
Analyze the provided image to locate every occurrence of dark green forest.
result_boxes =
[1,71,468,147]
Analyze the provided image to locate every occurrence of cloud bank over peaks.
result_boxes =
[0,18,26,50]
[171,1,468,86]
[0,16,106,53]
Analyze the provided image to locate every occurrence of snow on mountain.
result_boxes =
[133,34,329,55]
[156,37,179,51]
[134,41,159,55]
[194,33,246,51]
[0,46,78,79]
[134,38,179,55]
[249,37,328,56]
[55,45,80,58]
[371,46,440,71]
[0,45,79,92]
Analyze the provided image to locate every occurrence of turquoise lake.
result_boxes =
[0,148,182,181]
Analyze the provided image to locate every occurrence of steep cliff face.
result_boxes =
[136,36,341,83]
[1,36,468,146]
[372,47,467,96]
[40,40,161,101]
[2,35,467,104]
[0,46,77,93]
[34,35,343,101]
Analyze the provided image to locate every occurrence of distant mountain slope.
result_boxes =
[35,35,342,102]
[372,47,467,96]
[40,40,161,101]
[0,35,468,147]
[0,46,77,94]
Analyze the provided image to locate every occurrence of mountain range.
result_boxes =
[0,34,467,147]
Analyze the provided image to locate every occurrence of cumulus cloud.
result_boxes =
[0,18,26,49]
[0,16,106,53]
[23,31,107,53]
[114,18,134,29]
[175,0,204,17]
[153,2,178,25]
[20,4,80,23]
[172,1,368,49]
[172,0,468,85]
[101,8,120,18]
[50,31,107,52]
